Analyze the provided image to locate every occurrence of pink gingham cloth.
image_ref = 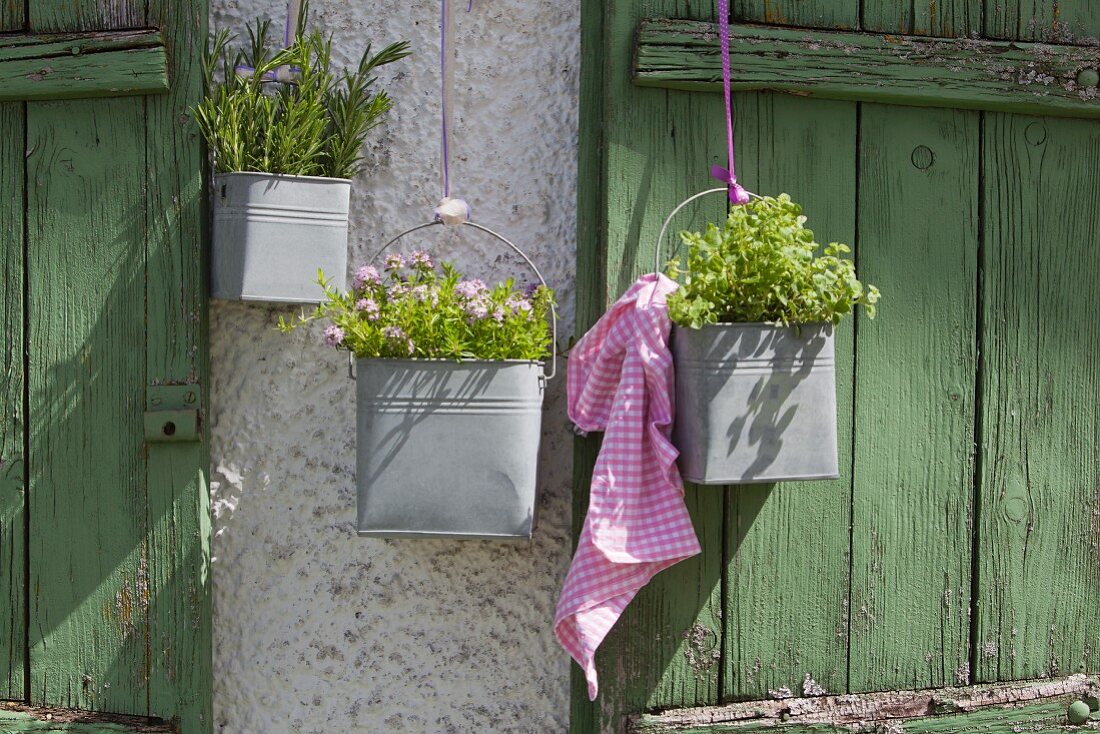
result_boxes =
[555,273,701,700]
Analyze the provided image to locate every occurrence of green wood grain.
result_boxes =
[572,0,606,340]
[0,98,25,702]
[848,104,979,692]
[985,1,1099,43]
[0,0,25,699]
[846,0,981,695]
[143,0,211,729]
[731,0,858,30]
[974,111,1100,684]
[568,0,605,725]
[633,20,1100,120]
[571,0,726,730]
[25,4,140,34]
[25,96,149,712]
[0,0,25,704]
[0,30,168,102]
[862,0,980,37]
[721,93,856,702]
[570,0,606,721]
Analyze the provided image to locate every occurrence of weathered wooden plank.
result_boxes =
[848,104,979,693]
[143,0,211,729]
[571,0,727,730]
[629,674,1100,732]
[633,20,1100,120]
[25,97,149,712]
[849,0,981,697]
[731,0,858,31]
[572,0,606,340]
[0,29,161,56]
[0,106,25,702]
[985,1,1100,44]
[862,0,980,38]
[722,93,856,702]
[0,30,167,102]
[974,111,1100,684]
[0,703,171,732]
[27,3,141,34]
[570,0,606,718]
[0,105,25,701]
[0,0,26,700]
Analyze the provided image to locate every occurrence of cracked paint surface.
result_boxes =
[208,0,579,731]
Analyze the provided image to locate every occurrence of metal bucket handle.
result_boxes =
[351,220,558,381]
[654,187,764,274]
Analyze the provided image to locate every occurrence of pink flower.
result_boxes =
[464,299,489,321]
[508,296,532,314]
[355,298,380,320]
[382,326,415,356]
[409,250,434,269]
[382,326,406,340]
[491,307,506,323]
[455,279,487,299]
[323,325,345,347]
[354,265,381,289]
[384,253,405,271]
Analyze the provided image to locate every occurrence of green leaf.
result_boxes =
[663,195,881,326]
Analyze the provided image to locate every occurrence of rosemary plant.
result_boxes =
[196,10,410,179]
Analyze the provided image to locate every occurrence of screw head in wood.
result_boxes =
[1076,68,1099,88]
[1068,699,1091,724]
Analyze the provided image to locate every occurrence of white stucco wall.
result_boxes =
[207,1,579,731]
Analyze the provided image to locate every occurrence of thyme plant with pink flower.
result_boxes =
[279,251,555,361]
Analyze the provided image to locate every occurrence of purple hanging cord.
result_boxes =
[234,0,303,82]
[440,0,452,199]
[433,0,472,225]
[710,0,751,205]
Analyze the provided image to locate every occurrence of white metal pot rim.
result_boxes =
[213,170,353,184]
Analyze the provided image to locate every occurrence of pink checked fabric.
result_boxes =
[555,273,701,700]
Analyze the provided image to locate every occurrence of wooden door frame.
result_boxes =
[0,1,212,731]
[573,1,1100,731]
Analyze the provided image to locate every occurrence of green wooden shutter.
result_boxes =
[574,0,1100,730]
[0,1,211,731]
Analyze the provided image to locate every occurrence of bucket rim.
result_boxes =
[213,171,352,185]
[674,321,834,331]
[355,357,546,367]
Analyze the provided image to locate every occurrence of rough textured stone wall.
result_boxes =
[207,1,578,731]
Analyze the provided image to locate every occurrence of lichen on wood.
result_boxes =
[629,674,1100,732]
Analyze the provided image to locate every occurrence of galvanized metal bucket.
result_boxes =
[671,323,838,485]
[656,188,839,485]
[356,359,545,539]
[354,220,557,539]
[211,172,350,303]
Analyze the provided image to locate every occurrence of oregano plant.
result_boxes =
[665,194,880,328]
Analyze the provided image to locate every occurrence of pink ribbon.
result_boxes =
[712,0,750,205]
